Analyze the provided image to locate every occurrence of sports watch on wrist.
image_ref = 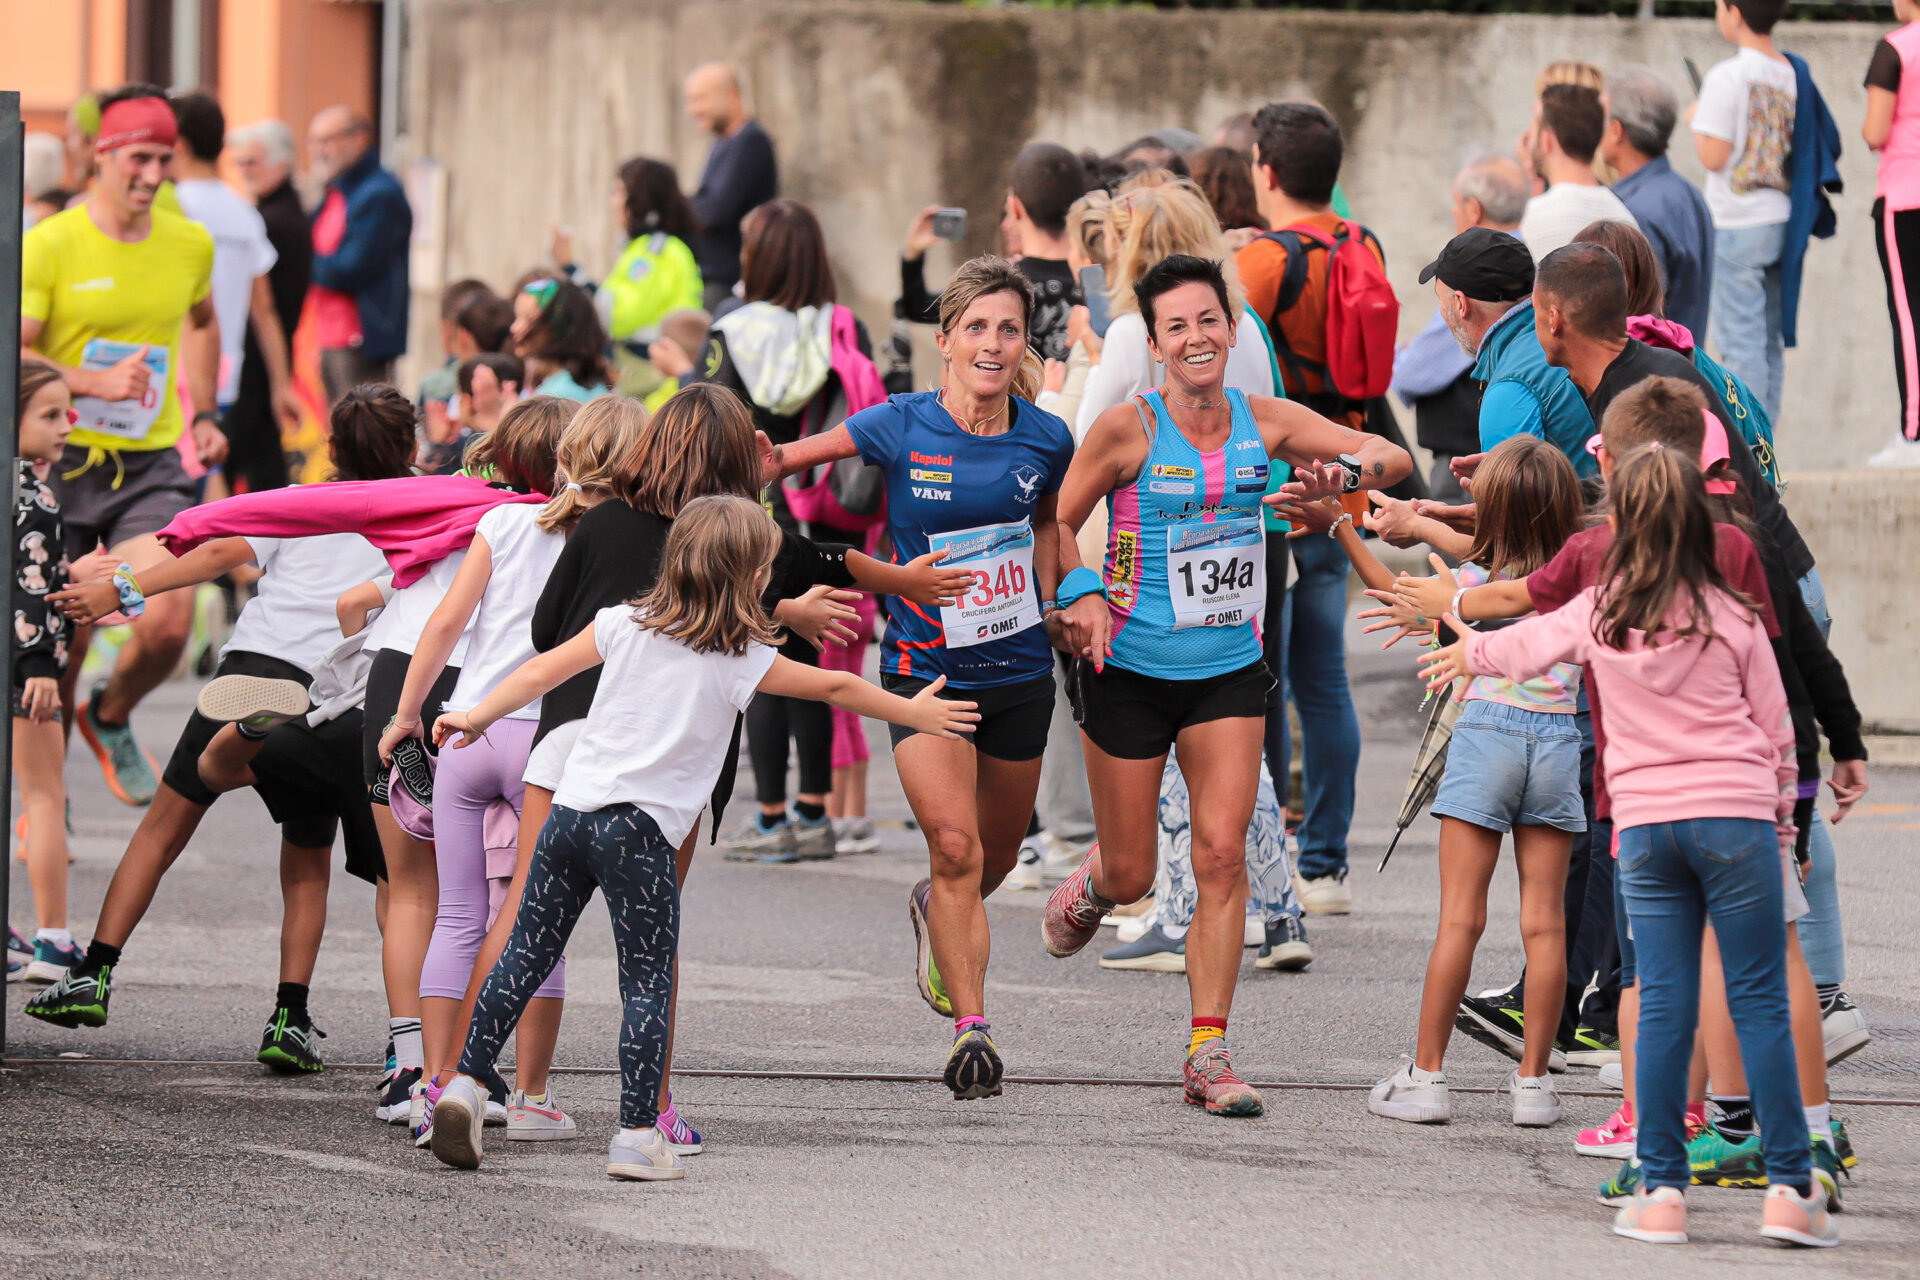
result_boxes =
[1335,453,1364,493]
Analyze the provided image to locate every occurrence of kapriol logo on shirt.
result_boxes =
[909,450,954,501]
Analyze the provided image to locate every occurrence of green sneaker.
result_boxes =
[1831,1118,1857,1170]
[1689,1121,1767,1188]
[1812,1136,1846,1213]
[908,877,951,1017]
[76,687,159,807]
[944,1023,1003,1100]
[1598,1156,1644,1205]
[1566,1025,1622,1067]
[256,1006,327,1073]
[24,963,112,1028]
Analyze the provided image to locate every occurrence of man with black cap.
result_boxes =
[1420,226,1598,480]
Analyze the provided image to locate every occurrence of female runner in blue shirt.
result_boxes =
[1049,255,1411,1115]
[760,257,1075,1101]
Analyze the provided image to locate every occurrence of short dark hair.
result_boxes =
[1600,375,1710,456]
[1008,143,1090,237]
[328,384,417,481]
[1539,83,1606,166]
[1572,220,1664,319]
[1190,146,1266,233]
[97,82,169,115]
[1115,139,1190,181]
[1134,254,1232,336]
[457,351,527,397]
[1251,102,1342,206]
[1079,148,1129,194]
[439,279,492,324]
[617,155,700,242]
[1727,0,1788,34]
[740,199,835,311]
[169,91,224,162]
[1535,242,1630,340]
[454,291,515,353]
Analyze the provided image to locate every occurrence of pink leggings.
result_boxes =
[419,716,566,1001]
[821,596,876,771]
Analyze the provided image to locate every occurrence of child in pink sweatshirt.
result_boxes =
[1420,441,1835,1250]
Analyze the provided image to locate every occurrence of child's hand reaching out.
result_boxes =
[775,584,861,652]
[895,548,974,609]
[903,675,980,739]
[1415,615,1472,693]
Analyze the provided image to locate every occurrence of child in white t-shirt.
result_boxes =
[1690,0,1798,421]
[422,495,977,1181]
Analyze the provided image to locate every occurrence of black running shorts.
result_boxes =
[880,671,1053,762]
[1068,657,1275,761]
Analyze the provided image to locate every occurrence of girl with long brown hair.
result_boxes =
[421,495,977,1182]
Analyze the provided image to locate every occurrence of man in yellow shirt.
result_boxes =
[20,83,224,806]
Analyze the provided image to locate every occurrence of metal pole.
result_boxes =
[1,90,22,1060]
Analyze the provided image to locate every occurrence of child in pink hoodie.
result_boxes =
[1420,440,1835,1250]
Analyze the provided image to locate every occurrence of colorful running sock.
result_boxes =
[1711,1095,1755,1140]
[276,982,309,1019]
[955,1015,988,1038]
[1805,1101,1832,1139]
[1189,1017,1227,1056]
[390,1017,424,1070]
[793,800,827,823]
[83,940,122,972]
[36,928,74,950]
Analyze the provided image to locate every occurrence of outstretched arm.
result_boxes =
[436,625,604,749]
[756,660,979,739]
[759,424,860,485]
[50,536,256,624]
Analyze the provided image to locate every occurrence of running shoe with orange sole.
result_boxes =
[75,686,159,806]
[1183,1042,1264,1117]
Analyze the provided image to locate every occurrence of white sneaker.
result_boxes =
[1821,990,1872,1066]
[1866,432,1920,469]
[607,1127,686,1181]
[1368,1061,1450,1123]
[1243,913,1264,947]
[1113,912,1153,944]
[1509,1069,1562,1127]
[1760,1181,1840,1248]
[1004,836,1048,890]
[1599,1061,1625,1092]
[1295,873,1351,916]
[505,1086,579,1141]
[833,816,880,855]
[429,1075,487,1169]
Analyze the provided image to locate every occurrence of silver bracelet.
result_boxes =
[1449,584,1470,622]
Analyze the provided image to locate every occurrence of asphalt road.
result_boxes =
[6,624,1919,1279]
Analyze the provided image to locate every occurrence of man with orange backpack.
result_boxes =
[1235,102,1401,916]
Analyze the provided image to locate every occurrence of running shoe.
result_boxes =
[1183,1042,1263,1117]
[659,1095,704,1154]
[481,1065,511,1125]
[377,1066,421,1124]
[1042,852,1110,958]
[194,673,310,731]
[256,1006,327,1074]
[75,686,159,807]
[506,1087,579,1141]
[1831,1118,1857,1170]
[1566,1025,1622,1067]
[5,954,19,983]
[378,1038,396,1093]
[412,1079,441,1148]
[8,925,32,965]
[1576,1101,1637,1158]
[1112,911,1153,945]
[430,1075,487,1169]
[1598,1060,1624,1091]
[907,877,951,1016]
[1812,1135,1847,1213]
[1821,990,1871,1066]
[607,1127,685,1181]
[1254,914,1313,971]
[1598,1157,1644,1206]
[23,962,111,1028]
[944,1023,1004,1100]
[791,813,837,860]
[24,936,85,984]
[1613,1185,1688,1245]
[1098,923,1186,973]
[1242,912,1263,947]
[1367,1061,1449,1124]
[1003,836,1047,890]
[1508,1068,1561,1127]
[721,815,796,863]
[1294,871,1351,916]
[1689,1121,1766,1188]
[1454,989,1567,1072]
[833,816,880,856]
[1760,1181,1839,1248]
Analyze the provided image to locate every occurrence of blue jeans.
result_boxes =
[1791,566,1846,986]
[1710,222,1787,423]
[1618,817,1808,1194]
[1278,532,1360,880]
[1797,568,1830,642]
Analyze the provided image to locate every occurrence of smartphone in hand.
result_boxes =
[1683,56,1702,94]
[931,208,967,241]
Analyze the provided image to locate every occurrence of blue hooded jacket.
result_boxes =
[1471,299,1598,479]
[1781,51,1842,349]
[310,147,412,363]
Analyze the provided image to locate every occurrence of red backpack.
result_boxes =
[1259,220,1399,412]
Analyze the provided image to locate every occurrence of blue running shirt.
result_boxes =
[847,392,1075,688]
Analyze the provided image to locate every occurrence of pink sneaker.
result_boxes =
[1042,852,1111,958]
[1760,1182,1839,1248]
[1575,1101,1635,1158]
[659,1095,703,1154]
[1613,1186,1688,1244]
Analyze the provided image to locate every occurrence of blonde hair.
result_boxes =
[631,495,783,656]
[1537,61,1604,93]
[1066,189,1112,270]
[937,256,1044,402]
[538,395,651,533]
[1104,184,1245,319]
[463,395,575,494]
[623,382,762,517]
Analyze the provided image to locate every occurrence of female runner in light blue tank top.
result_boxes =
[1040,255,1411,1116]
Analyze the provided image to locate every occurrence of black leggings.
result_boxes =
[457,802,678,1129]
[745,691,832,806]
[1875,196,1920,443]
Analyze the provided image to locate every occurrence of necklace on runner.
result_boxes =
[939,389,1008,436]
[1167,391,1224,410]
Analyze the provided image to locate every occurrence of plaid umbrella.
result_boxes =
[1378,680,1466,873]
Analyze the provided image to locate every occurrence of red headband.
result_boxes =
[95,97,177,154]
